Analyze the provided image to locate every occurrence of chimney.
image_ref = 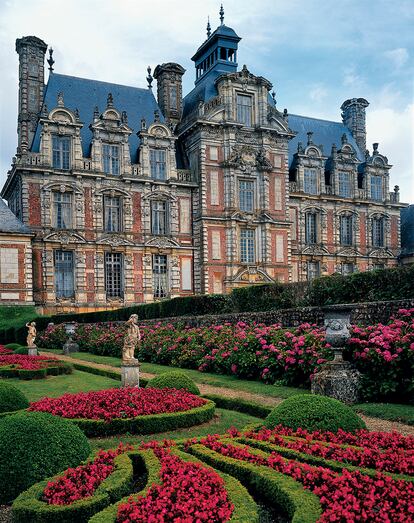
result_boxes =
[340,98,369,155]
[153,63,186,127]
[15,36,47,153]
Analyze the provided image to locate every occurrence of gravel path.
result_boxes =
[43,352,414,436]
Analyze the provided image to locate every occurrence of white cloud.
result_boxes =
[343,65,364,89]
[384,48,409,70]
[309,84,328,103]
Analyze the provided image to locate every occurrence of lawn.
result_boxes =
[1,370,119,401]
[88,408,261,452]
[354,402,414,426]
[44,350,303,399]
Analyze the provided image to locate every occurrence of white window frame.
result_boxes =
[240,229,255,264]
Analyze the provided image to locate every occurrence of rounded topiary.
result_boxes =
[146,371,200,395]
[14,346,29,354]
[0,411,91,503]
[0,382,29,413]
[264,394,366,433]
[4,343,23,350]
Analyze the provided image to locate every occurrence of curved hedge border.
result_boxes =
[90,447,259,523]
[188,443,322,523]
[0,362,73,380]
[11,452,133,523]
[65,400,215,437]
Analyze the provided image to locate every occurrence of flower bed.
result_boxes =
[29,387,216,436]
[38,309,414,401]
[0,353,72,379]
[0,345,13,355]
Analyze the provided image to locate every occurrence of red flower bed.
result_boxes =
[0,345,13,355]
[244,428,414,475]
[199,435,414,522]
[116,447,234,523]
[29,387,206,421]
[0,354,60,370]
[43,444,130,505]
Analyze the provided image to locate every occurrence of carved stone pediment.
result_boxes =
[145,236,180,249]
[337,247,360,257]
[43,232,86,244]
[97,235,135,247]
[368,248,394,258]
[232,266,274,284]
[301,244,330,256]
[222,145,272,173]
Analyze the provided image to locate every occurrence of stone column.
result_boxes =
[121,362,140,387]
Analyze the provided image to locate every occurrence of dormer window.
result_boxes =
[150,149,167,180]
[370,175,383,201]
[304,169,317,195]
[338,172,352,198]
[102,144,120,175]
[52,135,70,170]
[236,94,252,127]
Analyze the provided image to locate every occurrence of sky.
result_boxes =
[0,0,413,202]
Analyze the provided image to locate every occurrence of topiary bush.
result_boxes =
[4,343,24,351]
[146,371,200,395]
[14,346,29,355]
[0,411,91,504]
[264,394,366,433]
[0,382,29,413]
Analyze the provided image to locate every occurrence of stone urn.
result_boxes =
[63,322,79,355]
[311,311,361,404]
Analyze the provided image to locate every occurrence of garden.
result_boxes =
[0,282,413,521]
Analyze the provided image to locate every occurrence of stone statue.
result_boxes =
[26,322,37,348]
[122,314,140,364]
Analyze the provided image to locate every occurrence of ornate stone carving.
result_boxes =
[122,314,140,364]
[97,236,135,247]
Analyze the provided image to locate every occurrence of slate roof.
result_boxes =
[288,114,364,165]
[401,205,414,256]
[0,199,32,235]
[31,73,164,164]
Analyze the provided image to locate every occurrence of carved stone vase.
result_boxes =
[63,322,79,355]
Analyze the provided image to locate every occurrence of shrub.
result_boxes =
[264,394,366,433]
[5,343,24,350]
[0,382,29,413]
[14,347,29,354]
[0,411,90,504]
[146,371,200,395]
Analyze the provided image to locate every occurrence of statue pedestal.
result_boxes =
[28,347,38,356]
[121,361,140,388]
[311,360,361,404]
[63,339,79,356]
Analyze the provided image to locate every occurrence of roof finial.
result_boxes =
[147,66,153,89]
[154,109,160,122]
[307,131,313,145]
[57,91,64,107]
[219,4,224,25]
[107,93,113,108]
[207,16,211,37]
[271,90,276,105]
[47,47,55,72]
[93,106,99,121]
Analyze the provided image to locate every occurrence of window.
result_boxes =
[240,229,255,263]
[373,263,385,270]
[304,169,317,195]
[151,200,169,235]
[150,149,167,180]
[54,250,74,298]
[340,215,353,246]
[342,263,354,275]
[153,254,168,299]
[236,94,253,127]
[102,144,120,175]
[371,175,383,201]
[307,261,320,281]
[8,191,22,220]
[170,85,177,110]
[53,192,72,229]
[239,180,254,212]
[305,213,317,244]
[104,195,121,232]
[338,172,352,198]
[210,146,218,161]
[372,217,385,247]
[105,252,123,298]
[52,135,70,170]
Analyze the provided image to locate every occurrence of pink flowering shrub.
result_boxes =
[0,354,60,370]
[116,447,234,523]
[29,387,206,421]
[0,345,13,355]
[37,323,68,349]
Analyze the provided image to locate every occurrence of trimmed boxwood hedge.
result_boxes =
[146,371,200,395]
[0,361,73,380]
[0,411,91,504]
[203,394,272,419]
[188,443,322,523]
[264,394,366,433]
[0,382,29,412]
[11,452,133,523]
[64,399,215,437]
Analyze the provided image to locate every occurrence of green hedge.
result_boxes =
[12,452,134,523]
[66,400,215,437]
[188,443,322,523]
[202,394,272,419]
[89,450,162,523]
[0,382,29,413]
[0,362,73,380]
[146,371,200,395]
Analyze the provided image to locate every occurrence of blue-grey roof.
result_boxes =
[31,73,164,164]
[401,205,414,256]
[288,114,364,166]
[0,199,32,235]
[182,69,223,118]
